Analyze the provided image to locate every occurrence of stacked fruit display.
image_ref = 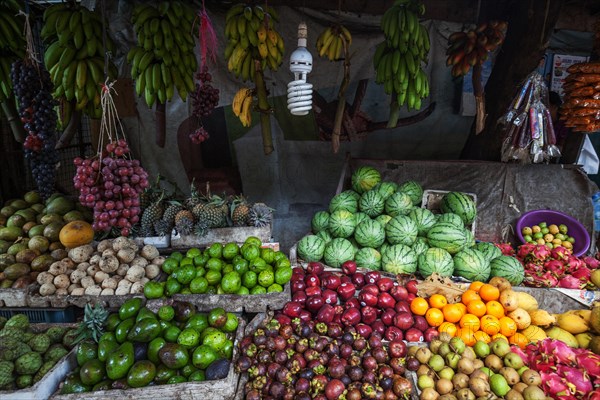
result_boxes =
[146,237,291,298]
[374,0,430,113]
[520,221,576,249]
[236,316,414,399]
[0,192,92,290]
[315,24,353,62]
[0,0,24,103]
[128,1,197,106]
[58,300,239,393]
[0,314,78,390]
[33,236,163,297]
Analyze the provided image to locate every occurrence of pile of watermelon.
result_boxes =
[296,166,525,286]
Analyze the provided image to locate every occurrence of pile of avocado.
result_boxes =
[0,314,77,390]
[60,298,238,394]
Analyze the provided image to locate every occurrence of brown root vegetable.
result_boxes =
[101,288,115,295]
[145,264,160,279]
[37,271,54,285]
[68,244,94,263]
[94,271,109,284]
[117,248,136,264]
[116,264,129,276]
[99,255,119,273]
[140,245,159,260]
[125,265,145,282]
[54,274,70,289]
[39,282,56,296]
[80,276,95,289]
[84,285,102,296]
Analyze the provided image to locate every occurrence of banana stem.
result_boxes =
[253,60,274,155]
[55,109,81,149]
[387,92,400,128]
[332,40,351,154]
[0,99,25,143]
[473,64,486,135]
[155,101,166,148]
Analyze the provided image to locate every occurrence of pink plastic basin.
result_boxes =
[516,209,590,257]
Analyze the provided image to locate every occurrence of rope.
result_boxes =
[98,80,128,162]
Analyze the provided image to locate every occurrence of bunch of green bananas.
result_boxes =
[128,1,197,108]
[374,0,430,111]
[232,87,254,127]
[42,3,117,120]
[224,4,285,82]
[315,24,352,62]
[0,0,24,102]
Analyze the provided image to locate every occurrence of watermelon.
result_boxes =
[351,166,381,194]
[355,247,382,271]
[375,214,393,227]
[426,222,468,255]
[464,229,475,248]
[411,237,429,257]
[418,248,454,278]
[323,238,356,268]
[311,211,330,233]
[382,244,417,274]
[489,256,524,285]
[408,208,436,236]
[354,219,386,248]
[316,230,333,244]
[297,235,326,262]
[440,192,477,225]
[378,242,389,257]
[373,181,398,200]
[398,181,423,206]
[342,190,361,201]
[328,210,356,238]
[354,212,370,226]
[329,191,359,213]
[436,212,464,228]
[359,190,385,217]
[474,241,503,263]
[453,248,490,282]
[385,192,414,217]
[385,215,418,246]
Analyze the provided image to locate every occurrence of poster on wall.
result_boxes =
[551,54,589,98]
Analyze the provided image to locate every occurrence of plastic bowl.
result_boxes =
[516,209,590,257]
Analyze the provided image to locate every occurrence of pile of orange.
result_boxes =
[410,281,528,348]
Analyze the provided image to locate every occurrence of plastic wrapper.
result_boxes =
[561,63,600,132]
[500,72,560,163]
[567,62,600,74]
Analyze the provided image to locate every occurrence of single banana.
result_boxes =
[240,95,253,127]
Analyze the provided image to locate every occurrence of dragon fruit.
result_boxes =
[576,352,600,377]
[532,244,551,261]
[551,246,570,260]
[545,259,567,275]
[583,256,600,269]
[557,365,593,394]
[541,371,572,397]
[518,243,537,259]
[558,275,585,289]
[496,242,515,256]
[566,255,585,270]
[570,267,591,281]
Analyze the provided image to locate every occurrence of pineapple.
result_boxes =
[162,201,184,227]
[174,210,195,236]
[184,179,202,209]
[73,303,108,344]
[154,219,172,237]
[249,203,273,228]
[194,219,209,238]
[191,202,206,220]
[202,194,229,228]
[231,195,250,226]
[140,192,165,237]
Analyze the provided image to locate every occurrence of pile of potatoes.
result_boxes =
[35,237,164,296]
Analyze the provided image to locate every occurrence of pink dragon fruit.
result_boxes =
[532,244,551,261]
[570,266,591,281]
[496,242,515,256]
[541,271,559,287]
[583,256,600,269]
[541,339,578,365]
[557,365,593,395]
[525,261,544,274]
[559,275,585,289]
[517,243,537,259]
[551,246,570,260]
[541,371,571,397]
[566,255,585,270]
[575,351,600,378]
[545,259,567,276]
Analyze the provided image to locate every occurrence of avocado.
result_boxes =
[205,358,230,380]
[60,373,91,394]
[154,363,177,383]
[173,301,196,323]
[79,359,106,386]
[158,343,189,369]
[0,226,23,241]
[97,339,119,363]
[115,318,135,343]
[45,196,74,215]
[105,314,122,332]
[127,318,161,343]
[105,342,134,380]
[126,360,156,388]
[92,379,113,391]
[135,307,157,323]
[133,342,148,362]
[76,340,98,367]
[119,298,144,320]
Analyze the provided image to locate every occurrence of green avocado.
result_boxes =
[115,318,135,343]
[127,318,161,343]
[126,360,156,388]
[158,342,189,370]
[119,298,143,320]
[105,342,134,380]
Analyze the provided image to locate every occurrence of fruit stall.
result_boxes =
[1,0,600,399]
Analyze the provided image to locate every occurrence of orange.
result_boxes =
[442,304,464,323]
[458,327,477,346]
[492,333,509,343]
[438,322,458,338]
[425,308,444,327]
[429,294,448,309]
[469,281,485,292]
[473,330,491,344]
[508,333,529,349]
[485,300,505,319]
[459,313,481,331]
[455,302,467,316]
[479,284,500,301]
[480,315,501,336]
[499,316,518,337]
[466,300,487,317]
[410,297,429,316]
[461,289,481,305]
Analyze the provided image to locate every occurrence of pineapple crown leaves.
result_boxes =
[73,303,109,344]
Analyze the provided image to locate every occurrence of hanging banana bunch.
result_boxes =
[128,1,197,108]
[232,87,254,127]
[42,2,118,124]
[0,0,25,103]
[315,24,352,62]
[374,0,430,123]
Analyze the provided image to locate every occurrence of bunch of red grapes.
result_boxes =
[73,140,149,236]
[191,65,220,118]
[189,126,210,144]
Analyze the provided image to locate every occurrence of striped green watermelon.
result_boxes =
[311,211,330,233]
[474,242,502,263]
[359,190,385,217]
[426,222,467,254]
[408,208,436,236]
[355,247,382,271]
[316,230,333,244]
[373,181,398,200]
[489,256,524,285]
[329,191,358,213]
[464,229,475,248]
[354,219,386,248]
[328,210,356,238]
[379,242,389,257]
[385,192,414,217]
[453,248,490,282]
[386,215,418,246]
[343,190,361,201]
[440,192,477,225]
[375,214,393,227]
[323,238,356,268]
[418,248,454,278]
[411,237,429,257]
[398,181,423,206]
[297,235,326,262]
[351,166,381,194]
[436,212,464,228]
[382,244,417,274]
[354,212,370,226]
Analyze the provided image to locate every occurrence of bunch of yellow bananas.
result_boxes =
[315,24,352,62]
[374,0,430,111]
[127,1,197,108]
[0,0,24,102]
[232,87,254,127]
[42,3,117,121]
[446,21,507,77]
[224,4,285,82]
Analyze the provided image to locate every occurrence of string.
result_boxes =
[101,0,109,78]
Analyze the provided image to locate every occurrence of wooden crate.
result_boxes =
[170,225,272,249]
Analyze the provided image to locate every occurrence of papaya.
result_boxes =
[45,196,74,216]
[4,263,31,280]
[0,226,23,241]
